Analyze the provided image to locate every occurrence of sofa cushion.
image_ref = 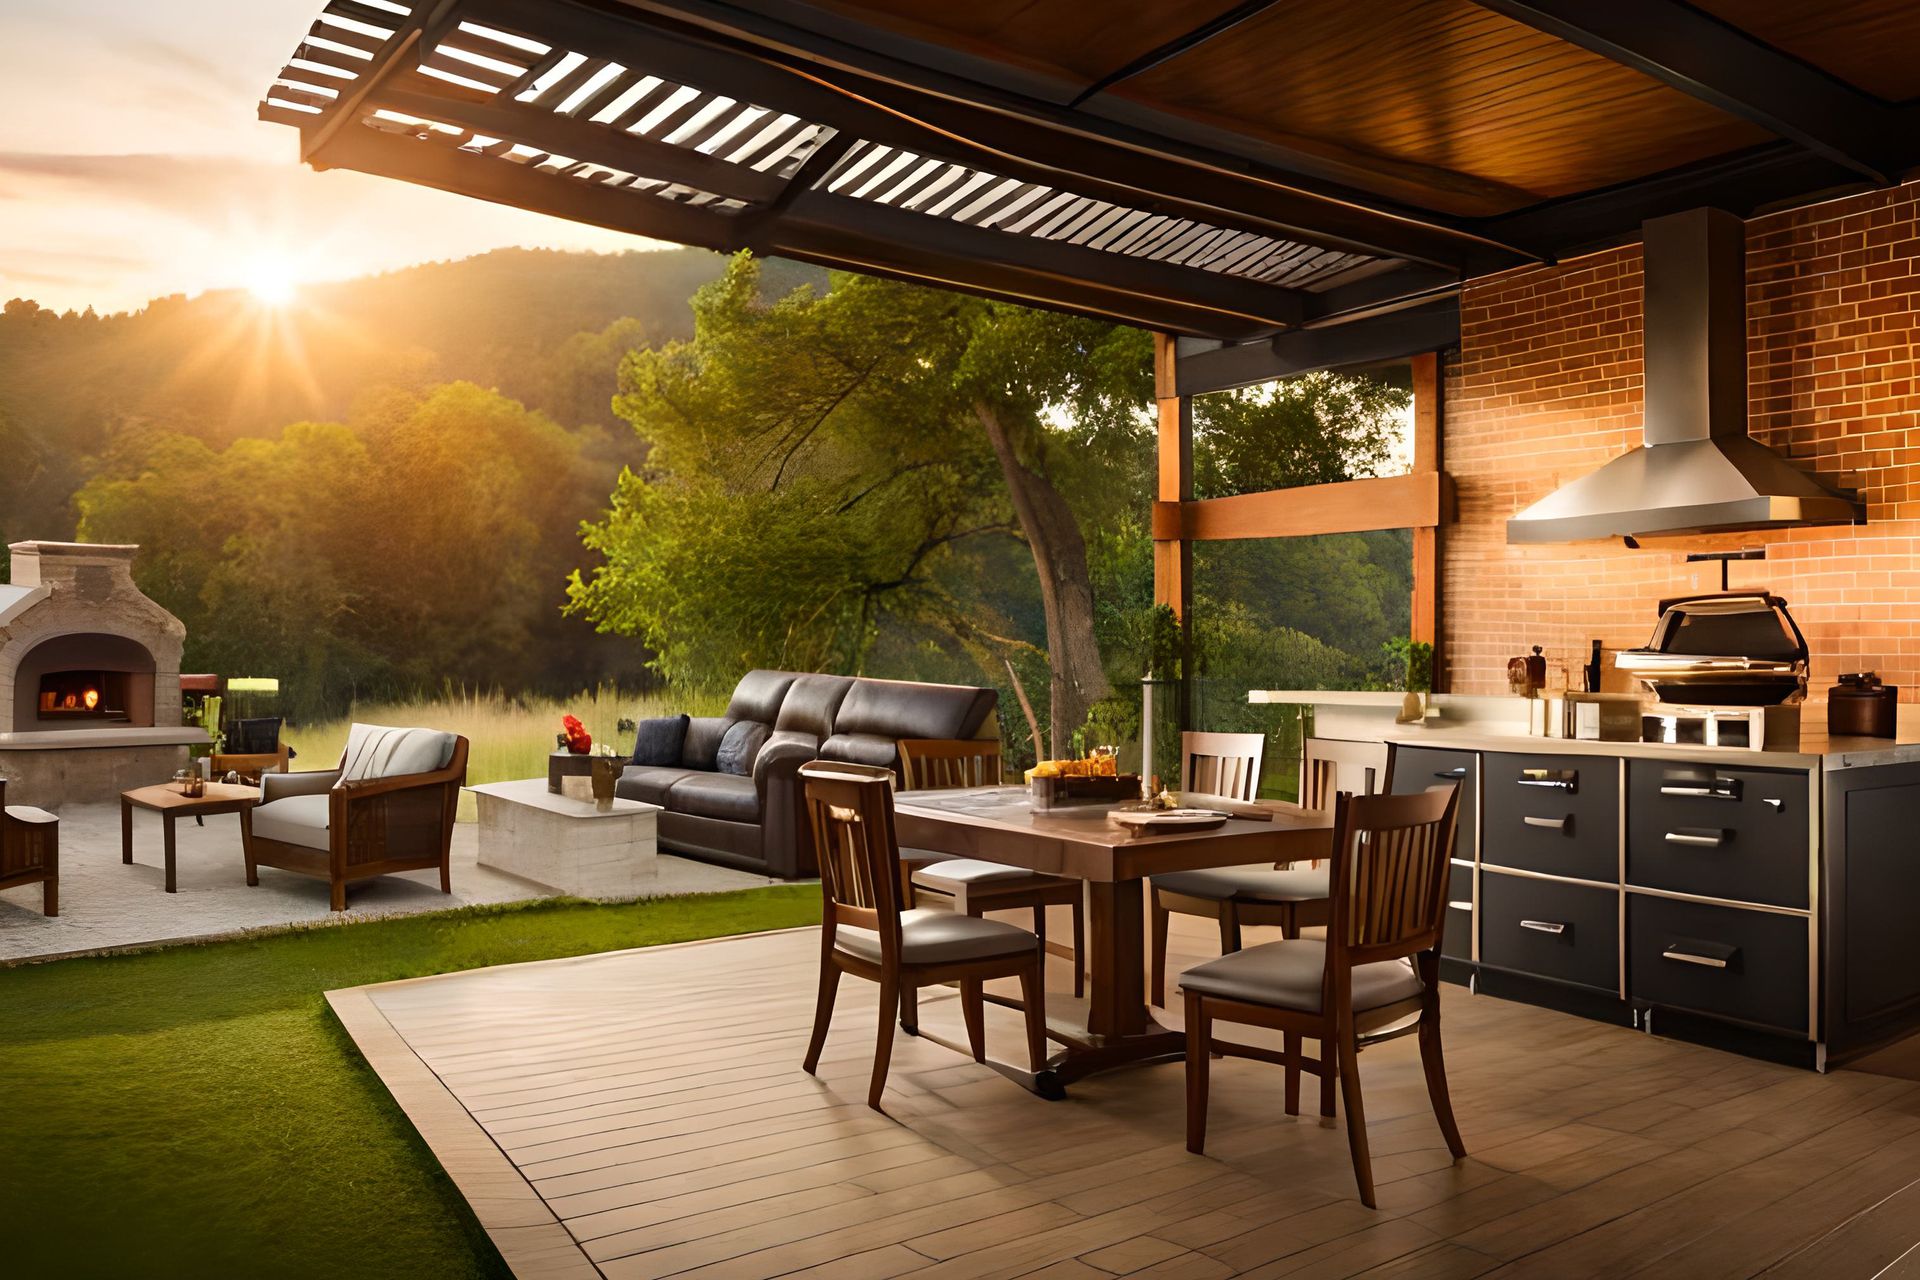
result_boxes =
[337,724,456,784]
[630,715,689,766]
[250,793,331,851]
[716,720,771,776]
[774,674,855,739]
[726,670,799,725]
[836,678,997,742]
[618,765,699,806]
[667,772,761,823]
[819,732,899,769]
[681,716,729,770]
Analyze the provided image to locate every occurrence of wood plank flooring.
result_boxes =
[332,913,1920,1279]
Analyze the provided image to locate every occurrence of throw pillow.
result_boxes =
[716,720,771,776]
[630,714,690,766]
[337,723,457,784]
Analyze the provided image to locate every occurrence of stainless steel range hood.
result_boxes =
[1507,208,1864,544]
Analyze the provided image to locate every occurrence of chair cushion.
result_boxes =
[250,793,331,851]
[337,724,456,783]
[4,805,57,825]
[617,765,699,806]
[913,858,1067,888]
[666,772,761,823]
[1178,939,1421,1014]
[630,715,689,766]
[715,721,771,776]
[836,908,1040,966]
[1153,865,1329,904]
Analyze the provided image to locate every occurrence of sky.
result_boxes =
[0,0,665,314]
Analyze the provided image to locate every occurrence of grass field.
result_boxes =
[0,887,820,1280]
[282,687,725,817]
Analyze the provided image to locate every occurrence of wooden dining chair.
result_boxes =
[900,738,1085,1000]
[1301,737,1390,810]
[1180,784,1465,1208]
[799,761,1049,1110]
[1149,731,1327,1005]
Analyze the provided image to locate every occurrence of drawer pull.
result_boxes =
[1434,767,1468,780]
[1448,900,1473,912]
[1665,828,1727,848]
[1660,778,1742,801]
[1518,769,1577,792]
[1661,940,1740,970]
[1523,814,1569,831]
[1520,919,1567,935]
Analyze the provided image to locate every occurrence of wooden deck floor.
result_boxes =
[331,917,1920,1280]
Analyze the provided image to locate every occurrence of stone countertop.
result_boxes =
[1251,690,1920,771]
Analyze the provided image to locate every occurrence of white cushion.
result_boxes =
[835,908,1040,966]
[250,793,331,851]
[1178,939,1421,1014]
[4,805,57,825]
[912,858,1057,888]
[337,723,456,784]
[1153,865,1329,903]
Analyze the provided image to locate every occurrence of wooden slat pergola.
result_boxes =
[260,0,1920,682]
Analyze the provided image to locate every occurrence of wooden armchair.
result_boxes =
[0,780,58,917]
[242,730,468,911]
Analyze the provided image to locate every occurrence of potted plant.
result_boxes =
[1396,640,1435,725]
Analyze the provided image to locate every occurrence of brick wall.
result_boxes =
[1443,180,1920,698]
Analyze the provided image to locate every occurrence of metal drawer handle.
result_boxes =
[1434,767,1468,780]
[1660,779,1742,800]
[1523,814,1569,831]
[1518,769,1577,792]
[1448,900,1473,912]
[1662,940,1739,969]
[1665,828,1727,848]
[1520,919,1567,935]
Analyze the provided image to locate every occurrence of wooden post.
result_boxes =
[1153,333,1193,730]
[1410,351,1445,691]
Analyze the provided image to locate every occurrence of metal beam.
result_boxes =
[1067,0,1286,108]
[1471,0,1905,184]
[1173,300,1459,395]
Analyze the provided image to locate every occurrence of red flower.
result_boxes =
[561,714,592,755]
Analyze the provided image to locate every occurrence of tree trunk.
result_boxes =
[974,401,1112,757]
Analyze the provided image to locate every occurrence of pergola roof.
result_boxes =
[261,0,1920,346]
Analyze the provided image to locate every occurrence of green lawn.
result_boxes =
[0,887,820,1279]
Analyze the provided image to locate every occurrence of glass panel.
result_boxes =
[1191,365,1413,500]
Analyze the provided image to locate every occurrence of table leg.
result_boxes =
[164,813,177,894]
[121,798,133,864]
[1086,879,1150,1040]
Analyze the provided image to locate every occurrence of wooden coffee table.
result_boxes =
[121,782,262,893]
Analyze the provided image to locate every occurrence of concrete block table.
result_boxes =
[467,779,660,899]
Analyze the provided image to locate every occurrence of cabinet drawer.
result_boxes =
[1392,747,1477,862]
[1442,862,1473,960]
[1627,763,1810,909]
[1482,753,1618,882]
[1628,894,1809,1034]
[1480,871,1617,993]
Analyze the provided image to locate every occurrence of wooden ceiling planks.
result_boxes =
[1109,0,1773,217]
[1689,0,1920,105]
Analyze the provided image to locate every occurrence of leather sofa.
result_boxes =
[617,670,998,879]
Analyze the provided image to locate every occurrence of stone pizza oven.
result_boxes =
[0,542,205,806]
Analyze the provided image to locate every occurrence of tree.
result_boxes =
[570,254,1155,753]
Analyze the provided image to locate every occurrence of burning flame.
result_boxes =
[83,688,100,711]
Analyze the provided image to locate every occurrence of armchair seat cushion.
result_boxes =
[1178,939,1421,1014]
[835,908,1040,966]
[249,794,331,851]
[666,772,761,823]
[1153,866,1329,904]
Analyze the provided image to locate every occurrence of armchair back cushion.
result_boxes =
[337,724,458,784]
[727,671,799,724]
[774,675,855,739]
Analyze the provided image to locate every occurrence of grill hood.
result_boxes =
[1507,208,1864,544]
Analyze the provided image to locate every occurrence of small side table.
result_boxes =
[120,782,262,893]
[547,748,596,795]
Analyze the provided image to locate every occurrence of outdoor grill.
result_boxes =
[1615,591,1809,706]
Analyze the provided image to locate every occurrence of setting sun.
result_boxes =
[244,257,300,306]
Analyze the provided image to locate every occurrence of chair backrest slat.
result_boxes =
[1301,737,1389,811]
[801,762,904,958]
[1325,786,1460,970]
[1181,731,1264,802]
[897,738,1002,791]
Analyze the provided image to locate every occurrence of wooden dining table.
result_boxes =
[894,786,1334,1095]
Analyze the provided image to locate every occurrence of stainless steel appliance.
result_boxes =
[1616,591,1809,707]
